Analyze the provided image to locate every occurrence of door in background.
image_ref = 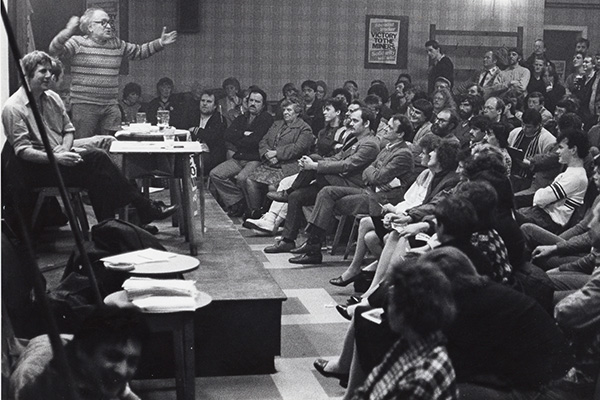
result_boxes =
[544,27,587,81]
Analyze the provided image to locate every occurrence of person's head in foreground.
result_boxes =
[69,305,148,398]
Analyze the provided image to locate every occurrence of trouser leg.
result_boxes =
[282,185,319,240]
[209,159,244,207]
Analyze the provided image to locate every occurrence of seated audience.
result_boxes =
[408,99,434,160]
[523,155,599,271]
[344,80,360,101]
[526,91,553,127]
[209,88,274,217]
[553,201,600,400]
[329,134,441,287]
[2,51,178,225]
[145,77,184,128]
[301,80,325,134]
[367,84,393,121]
[263,107,379,257]
[431,109,460,143]
[431,87,456,115]
[244,98,349,235]
[316,248,570,400]
[467,115,490,148]
[483,122,513,176]
[363,94,387,136]
[292,115,414,265]
[516,128,589,233]
[244,98,313,219]
[189,89,228,173]
[12,305,148,400]
[315,80,328,101]
[119,82,144,125]
[217,77,243,127]
[178,81,203,129]
[453,94,483,148]
[332,88,352,107]
[349,260,458,400]
[508,108,557,192]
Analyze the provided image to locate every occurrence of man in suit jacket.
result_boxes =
[291,115,415,264]
[264,107,380,258]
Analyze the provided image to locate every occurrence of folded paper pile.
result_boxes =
[123,277,199,312]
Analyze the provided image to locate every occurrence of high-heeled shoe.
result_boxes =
[335,304,351,320]
[329,273,360,287]
[313,359,349,382]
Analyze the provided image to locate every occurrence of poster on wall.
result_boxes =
[86,0,129,74]
[364,15,409,69]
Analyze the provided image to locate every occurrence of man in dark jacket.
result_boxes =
[209,88,273,216]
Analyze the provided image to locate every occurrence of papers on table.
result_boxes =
[101,248,177,271]
[123,277,199,312]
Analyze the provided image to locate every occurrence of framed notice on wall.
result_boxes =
[364,15,408,69]
[86,0,129,73]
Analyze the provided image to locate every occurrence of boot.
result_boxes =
[243,211,276,233]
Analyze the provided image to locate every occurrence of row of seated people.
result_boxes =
[295,141,599,399]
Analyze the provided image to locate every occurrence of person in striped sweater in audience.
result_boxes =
[516,128,589,233]
[50,7,177,138]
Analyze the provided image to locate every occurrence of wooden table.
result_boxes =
[105,290,212,400]
[110,141,206,255]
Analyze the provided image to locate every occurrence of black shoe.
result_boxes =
[264,239,296,253]
[335,304,351,320]
[289,252,322,264]
[290,241,321,254]
[227,200,247,217]
[313,358,349,382]
[267,190,288,203]
[243,209,262,221]
[329,273,360,287]
[141,224,159,235]
[140,201,179,224]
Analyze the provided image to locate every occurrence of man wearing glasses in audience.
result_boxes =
[50,8,178,138]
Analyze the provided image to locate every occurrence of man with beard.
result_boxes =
[14,306,148,400]
[431,109,460,143]
[50,8,177,137]
[209,88,274,216]
[453,94,483,148]
[500,47,530,95]
[189,89,227,174]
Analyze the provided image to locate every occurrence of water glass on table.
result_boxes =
[163,127,176,149]
[157,110,170,130]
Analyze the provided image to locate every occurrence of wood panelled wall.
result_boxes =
[545,1,600,55]
[124,0,544,99]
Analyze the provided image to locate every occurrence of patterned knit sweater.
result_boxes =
[59,36,163,105]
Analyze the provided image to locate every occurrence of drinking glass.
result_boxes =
[163,127,176,149]
[157,110,170,130]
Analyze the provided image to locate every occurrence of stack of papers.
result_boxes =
[102,248,177,271]
[122,277,199,312]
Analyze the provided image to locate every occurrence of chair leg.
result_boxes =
[344,216,361,260]
[330,215,348,255]
[30,189,48,230]
[72,192,90,240]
